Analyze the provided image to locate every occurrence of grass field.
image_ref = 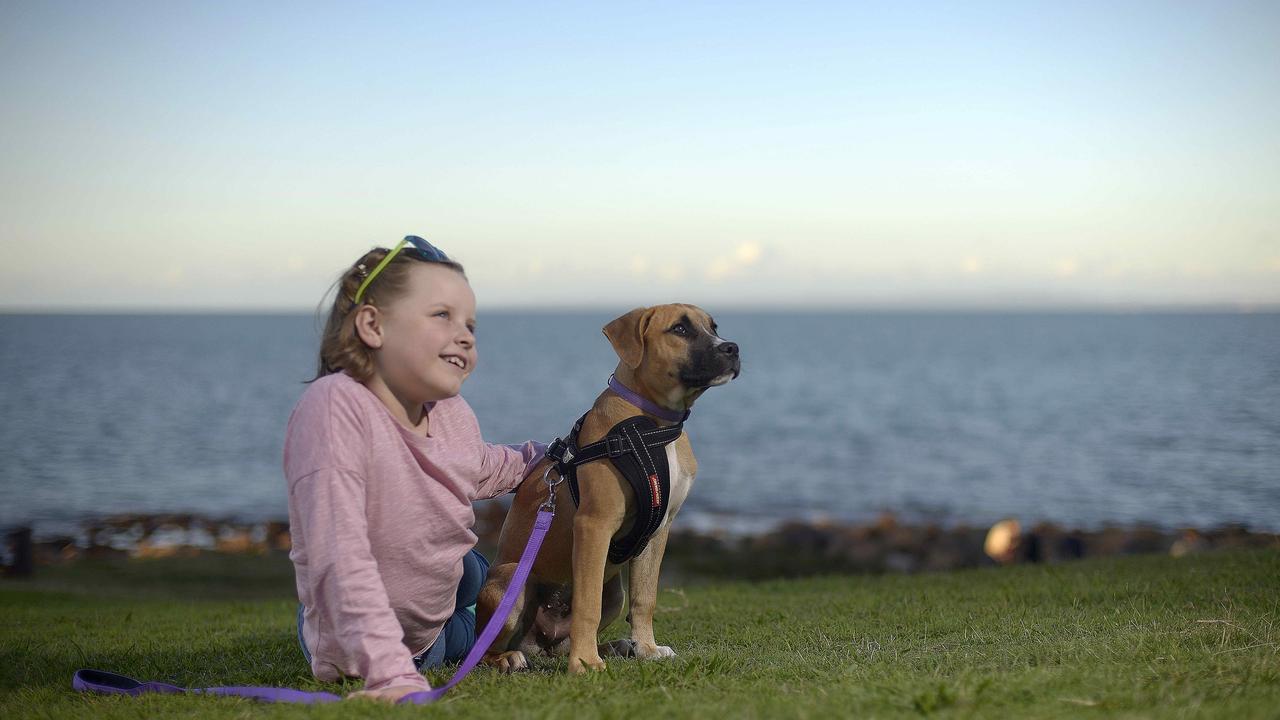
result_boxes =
[2,547,1277,718]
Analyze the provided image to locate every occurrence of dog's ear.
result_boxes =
[603,307,654,370]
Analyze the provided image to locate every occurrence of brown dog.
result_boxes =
[477,303,740,674]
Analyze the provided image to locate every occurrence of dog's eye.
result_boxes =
[670,323,688,336]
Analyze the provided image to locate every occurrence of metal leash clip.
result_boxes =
[539,463,563,514]
[539,437,571,514]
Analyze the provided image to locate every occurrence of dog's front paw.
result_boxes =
[484,650,528,673]
[635,643,677,660]
[568,654,607,674]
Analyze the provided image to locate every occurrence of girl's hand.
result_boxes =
[346,684,428,703]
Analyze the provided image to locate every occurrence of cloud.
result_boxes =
[1177,262,1215,278]
[1055,258,1079,277]
[1102,261,1129,278]
[658,263,687,283]
[961,257,984,274]
[707,256,734,281]
[624,255,686,284]
[735,242,762,265]
[160,265,186,287]
[706,242,765,282]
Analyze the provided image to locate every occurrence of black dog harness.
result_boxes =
[543,411,686,564]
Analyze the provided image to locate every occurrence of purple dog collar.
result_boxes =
[607,374,689,423]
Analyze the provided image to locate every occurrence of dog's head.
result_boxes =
[603,304,740,412]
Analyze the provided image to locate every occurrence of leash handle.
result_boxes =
[71,669,342,704]
[72,509,556,706]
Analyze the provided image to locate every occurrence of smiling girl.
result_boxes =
[283,236,545,702]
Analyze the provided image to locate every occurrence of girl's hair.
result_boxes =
[310,248,467,383]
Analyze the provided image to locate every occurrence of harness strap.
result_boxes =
[551,413,684,564]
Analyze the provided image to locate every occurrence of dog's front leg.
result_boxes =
[567,513,613,674]
[626,525,676,659]
[476,562,532,672]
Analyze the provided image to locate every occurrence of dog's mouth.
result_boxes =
[681,362,740,389]
[679,341,741,389]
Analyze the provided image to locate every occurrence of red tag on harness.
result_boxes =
[647,473,662,508]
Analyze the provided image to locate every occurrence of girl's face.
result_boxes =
[371,263,478,404]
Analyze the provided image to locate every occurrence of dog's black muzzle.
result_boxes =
[680,340,741,387]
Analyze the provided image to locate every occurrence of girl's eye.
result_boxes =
[434,311,449,319]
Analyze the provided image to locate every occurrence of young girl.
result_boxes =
[284,236,545,702]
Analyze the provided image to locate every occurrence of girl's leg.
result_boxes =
[455,548,490,615]
[296,603,313,664]
[415,549,490,668]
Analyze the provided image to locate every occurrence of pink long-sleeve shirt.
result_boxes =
[283,371,545,691]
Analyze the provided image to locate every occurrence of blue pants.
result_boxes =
[297,549,490,671]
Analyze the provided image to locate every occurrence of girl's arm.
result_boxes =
[291,467,430,692]
[474,440,547,499]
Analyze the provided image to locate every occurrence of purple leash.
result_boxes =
[71,670,342,704]
[399,509,553,704]
[73,508,556,705]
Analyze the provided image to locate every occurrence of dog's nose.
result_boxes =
[719,342,739,356]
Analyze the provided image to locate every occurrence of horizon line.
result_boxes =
[4,302,1279,316]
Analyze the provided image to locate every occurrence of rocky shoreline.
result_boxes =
[661,515,1278,580]
[4,507,1277,580]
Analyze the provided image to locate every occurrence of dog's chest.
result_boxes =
[660,443,695,528]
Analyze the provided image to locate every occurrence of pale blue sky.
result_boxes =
[2,1,1277,311]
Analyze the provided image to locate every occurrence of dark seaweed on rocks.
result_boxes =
[7,507,1277,582]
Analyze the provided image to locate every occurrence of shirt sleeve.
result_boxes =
[291,468,430,692]
[474,440,547,499]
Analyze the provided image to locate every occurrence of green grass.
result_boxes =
[2,548,1278,718]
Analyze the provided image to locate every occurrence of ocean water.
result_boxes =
[1,312,1278,537]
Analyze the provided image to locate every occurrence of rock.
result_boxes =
[4,527,34,577]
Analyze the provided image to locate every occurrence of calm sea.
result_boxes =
[2,312,1278,537]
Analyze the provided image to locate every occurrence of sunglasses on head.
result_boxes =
[354,235,450,304]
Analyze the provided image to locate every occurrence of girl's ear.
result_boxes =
[353,305,384,349]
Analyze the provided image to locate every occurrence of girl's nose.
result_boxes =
[458,325,475,347]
